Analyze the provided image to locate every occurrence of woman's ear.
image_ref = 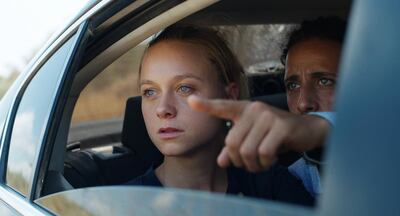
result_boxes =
[225,82,239,100]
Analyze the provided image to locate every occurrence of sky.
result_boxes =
[0,0,91,78]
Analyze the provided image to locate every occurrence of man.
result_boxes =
[281,16,345,196]
[188,16,345,197]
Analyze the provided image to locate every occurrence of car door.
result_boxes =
[0,21,89,215]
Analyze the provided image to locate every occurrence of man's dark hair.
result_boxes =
[281,16,347,65]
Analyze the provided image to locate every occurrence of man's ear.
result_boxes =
[225,82,239,100]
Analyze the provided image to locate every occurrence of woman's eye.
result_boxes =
[286,82,300,91]
[318,78,334,86]
[177,85,193,95]
[142,89,156,97]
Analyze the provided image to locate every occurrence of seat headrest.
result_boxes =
[252,93,288,110]
[121,97,163,166]
[121,93,288,166]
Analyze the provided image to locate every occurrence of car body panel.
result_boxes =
[320,0,400,215]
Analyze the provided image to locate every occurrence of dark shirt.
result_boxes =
[125,165,314,206]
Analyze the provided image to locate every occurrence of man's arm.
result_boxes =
[188,95,331,172]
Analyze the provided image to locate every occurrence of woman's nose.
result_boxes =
[156,93,177,119]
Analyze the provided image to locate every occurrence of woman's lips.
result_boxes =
[158,127,184,139]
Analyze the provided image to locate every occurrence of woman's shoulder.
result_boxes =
[125,167,163,187]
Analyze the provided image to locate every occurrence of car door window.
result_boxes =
[6,33,79,196]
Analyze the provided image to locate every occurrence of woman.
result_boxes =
[127,25,313,206]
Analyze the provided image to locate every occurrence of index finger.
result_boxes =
[187,95,249,121]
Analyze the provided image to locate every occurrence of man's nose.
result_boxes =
[156,93,177,119]
[296,87,319,114]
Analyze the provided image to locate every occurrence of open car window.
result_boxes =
[68,24,294,150]
[63,23,296,191]
[33,0,353,215]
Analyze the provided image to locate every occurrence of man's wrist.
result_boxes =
[307,112,336,127]
[302,112,335,165]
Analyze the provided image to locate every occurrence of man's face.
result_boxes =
[284,38,341,114]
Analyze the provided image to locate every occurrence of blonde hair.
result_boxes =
[139,24,249,99]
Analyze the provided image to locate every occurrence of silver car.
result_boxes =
[0,0,398,215]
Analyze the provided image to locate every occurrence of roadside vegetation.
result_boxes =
[0,71,19,99]
[71,44,145,123]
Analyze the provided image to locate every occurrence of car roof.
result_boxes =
[183,0,351,25]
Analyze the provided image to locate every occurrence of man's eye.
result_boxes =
[177,85,193,95]
[318,78,334,86]
[143,89,156,97]
[286,82,300,91]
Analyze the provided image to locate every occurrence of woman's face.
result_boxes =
[140,40,227,156]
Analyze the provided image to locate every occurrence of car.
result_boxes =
[0,0,399,215]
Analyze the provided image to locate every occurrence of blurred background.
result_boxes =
[0,1,293,124]
[0,0,90,97]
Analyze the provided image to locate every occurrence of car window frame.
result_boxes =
[0,21,89,215]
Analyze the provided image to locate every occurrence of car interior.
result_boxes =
[38,0,352,201]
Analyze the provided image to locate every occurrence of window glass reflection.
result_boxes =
[0,199,21,216]
[6,34,77,196]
